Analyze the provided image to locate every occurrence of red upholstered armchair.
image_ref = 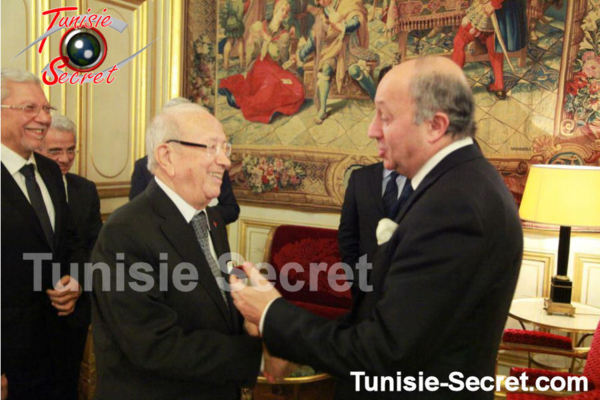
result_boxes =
[500,329,590,373]
[263,225,352,320]
[499,320,600,399]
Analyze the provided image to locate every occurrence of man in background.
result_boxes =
[38,114,102,256]
[129,97,240,224]
[1,68,86,400]
[37,114,101,397]
[231,56,523,399]
[338,162,412,295]
[91,103,263,398]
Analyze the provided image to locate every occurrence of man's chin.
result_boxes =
[382,159,396,171]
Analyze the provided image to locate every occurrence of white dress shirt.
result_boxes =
[1,144,56,230]
[154,176,219,263]
[411,137,474,190]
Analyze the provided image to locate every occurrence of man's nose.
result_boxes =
[58,152,69,163]
[216,150,231,169]
[35,108,52,126]
[367,118,381,139]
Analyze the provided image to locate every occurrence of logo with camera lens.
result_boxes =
[61,28,107,72]
[15,7,152,85]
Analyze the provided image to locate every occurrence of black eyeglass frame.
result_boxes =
[166,139,232,157]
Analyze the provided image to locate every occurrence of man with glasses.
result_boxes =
[1,68,86,400]
[91,103,267,399]
[129,97,240,226]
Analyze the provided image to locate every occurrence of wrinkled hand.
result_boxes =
[230,262,281,327]
[46,275,81,316]
[244,319,260,337]
[1,374,7,400]
[263,348,295,383]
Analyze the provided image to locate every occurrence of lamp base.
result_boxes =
[544,298,575,316]
[545,275,575,316]
[549,275,572,303]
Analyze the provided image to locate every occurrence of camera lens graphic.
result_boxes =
[60,28,107,72]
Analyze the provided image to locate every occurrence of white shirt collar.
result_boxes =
[411,137,474,190]
[1,144,37,174]
[154,176,206,224]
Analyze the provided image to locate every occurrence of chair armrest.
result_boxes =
[499,342,590,359]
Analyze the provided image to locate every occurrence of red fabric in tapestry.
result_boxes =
[503,329,573,350]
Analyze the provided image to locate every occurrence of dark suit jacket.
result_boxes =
[91,180,262,399]
[66,172,102,258]
[338,162,385,293]
[262,144,523,399]
[129,155,240,224]
[65,173,102,377]
[1,153,87,399]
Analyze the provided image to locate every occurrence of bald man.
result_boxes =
[91,104,262,399]
[231,56,523,399]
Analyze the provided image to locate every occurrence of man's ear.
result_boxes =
[155,144,175,176]
[427,111,450,143]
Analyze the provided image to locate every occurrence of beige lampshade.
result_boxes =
[519,165,600,228]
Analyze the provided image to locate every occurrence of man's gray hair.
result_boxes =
[162,96,191,109]
[1,68,41,101]
[50,115,77,139]
[146,102,209,172]
[410,57,476,138]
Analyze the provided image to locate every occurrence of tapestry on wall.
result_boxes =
[184,0,600,211]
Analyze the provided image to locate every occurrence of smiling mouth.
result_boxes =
[25,128,46,138]
[209,172,223,181]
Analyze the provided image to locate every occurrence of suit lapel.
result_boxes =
[394,144,482,226]
[1,163,52,249]
[149,182,234,330]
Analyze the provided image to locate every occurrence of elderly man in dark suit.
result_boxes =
[1,68,86,400]
[91,103,263,399]
[230,56,523,399]
[129,97,240,224]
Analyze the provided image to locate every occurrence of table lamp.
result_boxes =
[519,165,600,316]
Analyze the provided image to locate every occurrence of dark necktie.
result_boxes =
[382,171,399,218]
[190,211,228,306]
[393,179,414,217]
[387,178,414,219]
[20,164,54,249]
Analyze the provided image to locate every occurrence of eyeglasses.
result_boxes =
[1,104,57,116]
[166,139,232,158]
